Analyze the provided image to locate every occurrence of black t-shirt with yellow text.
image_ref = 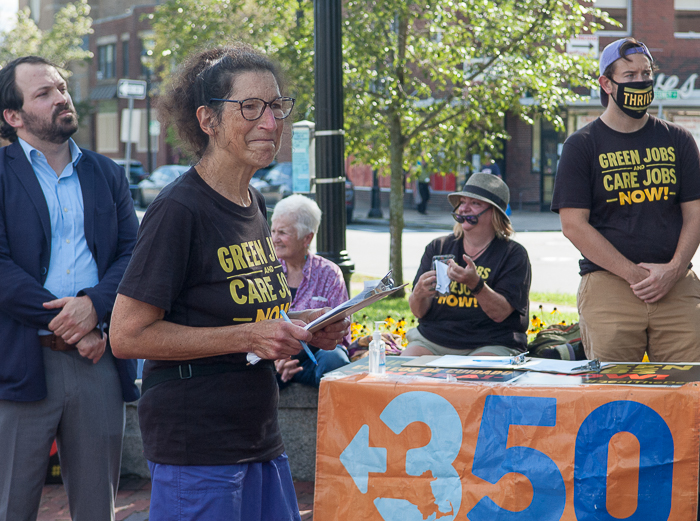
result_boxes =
[551,116,700,275]
[412,234,531,351]
[118,168,291,466]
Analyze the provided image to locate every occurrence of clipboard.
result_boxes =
[304,271,409,333]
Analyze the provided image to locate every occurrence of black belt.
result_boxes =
[141,361,270,395]
[39,334,77,351]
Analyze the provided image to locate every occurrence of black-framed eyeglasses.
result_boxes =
[208,97,295,121]
[451,207,490,225]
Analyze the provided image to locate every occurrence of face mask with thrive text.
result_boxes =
[610,79,654,119]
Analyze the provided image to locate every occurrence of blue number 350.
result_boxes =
[469,396,674,521]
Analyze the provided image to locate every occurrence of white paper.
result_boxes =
[435,260,451,295]
[510,372,587,386]
[425,355,609,374]
[303,276,407,333]
[426,355,543,370]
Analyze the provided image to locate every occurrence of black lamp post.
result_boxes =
[368,168,383,218]
[140,49,154,173]
[313,0,354,290]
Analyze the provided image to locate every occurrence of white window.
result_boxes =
[594,0,631,36]
[675,0,700,38]
[97,112,119,153]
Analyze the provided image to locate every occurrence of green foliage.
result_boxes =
[147,0,315,121]
[149,0,615,286]
[0,0,93,71]
[342,0,613,177]
[342,0,615,289]
[358,293,414,327]
[529,292,577,307]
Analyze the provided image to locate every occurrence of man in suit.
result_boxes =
[0,56,139,521]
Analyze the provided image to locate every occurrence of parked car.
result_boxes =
[251,161,355,222]
[250,162,293,206]
[135,164,190,207]
[114,159,149,203]
[253,161,276,180]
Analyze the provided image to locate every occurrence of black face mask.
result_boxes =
[610,79,654,119]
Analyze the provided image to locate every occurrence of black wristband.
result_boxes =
[470,278,485,295]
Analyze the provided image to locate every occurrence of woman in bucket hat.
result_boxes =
[404,173,532,356]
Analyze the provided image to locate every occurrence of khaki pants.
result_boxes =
[578,269,700,362]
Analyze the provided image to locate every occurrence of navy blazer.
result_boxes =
[0,140,140,402]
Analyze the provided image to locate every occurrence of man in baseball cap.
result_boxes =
[551,37,700,364]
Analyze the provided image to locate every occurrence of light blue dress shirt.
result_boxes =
[18,138,99,303]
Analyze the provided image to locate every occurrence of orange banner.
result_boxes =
[314,375,700,521]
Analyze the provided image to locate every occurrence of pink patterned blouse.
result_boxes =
[280,252,350,347]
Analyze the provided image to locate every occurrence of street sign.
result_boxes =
[120,109,141,143]
[117,79,147,100]
[566,35,599,57]
[292,122,313,193]
[149,120,161,137]
[655,89,679,100]
[118,79,147,181]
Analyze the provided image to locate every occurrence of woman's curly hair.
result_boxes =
[157,44,284,160]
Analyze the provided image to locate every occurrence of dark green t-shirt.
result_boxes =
[118,168,291,465]
[412,234,531,351]
[551,116,700,275]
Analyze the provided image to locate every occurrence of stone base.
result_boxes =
[120,381,320,482]
[120,387,150,479]
[277,383,320,482]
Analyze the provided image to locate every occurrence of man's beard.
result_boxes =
[21,103,78,144]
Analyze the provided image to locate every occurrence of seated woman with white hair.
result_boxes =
[271,194,351,387]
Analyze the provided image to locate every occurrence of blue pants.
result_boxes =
[148,454,301,521]
[287,345,349,388]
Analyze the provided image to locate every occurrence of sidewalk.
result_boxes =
[39,478,315,520]
[352,190,561,233]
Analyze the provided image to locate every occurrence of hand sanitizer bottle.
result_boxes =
[368,321,386,376]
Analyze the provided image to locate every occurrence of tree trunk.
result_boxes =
[388,109,405,298]
[386,10,409,299]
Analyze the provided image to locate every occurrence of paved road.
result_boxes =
[137,204,700,296]
[346,224,700,295]
[345,225,582,294]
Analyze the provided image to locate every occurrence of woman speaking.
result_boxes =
[110,45,348,521]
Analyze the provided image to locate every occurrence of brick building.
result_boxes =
[18,0,169,171]
[87,5,170,171]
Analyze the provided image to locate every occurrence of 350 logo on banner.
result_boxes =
[339,391,674,521]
